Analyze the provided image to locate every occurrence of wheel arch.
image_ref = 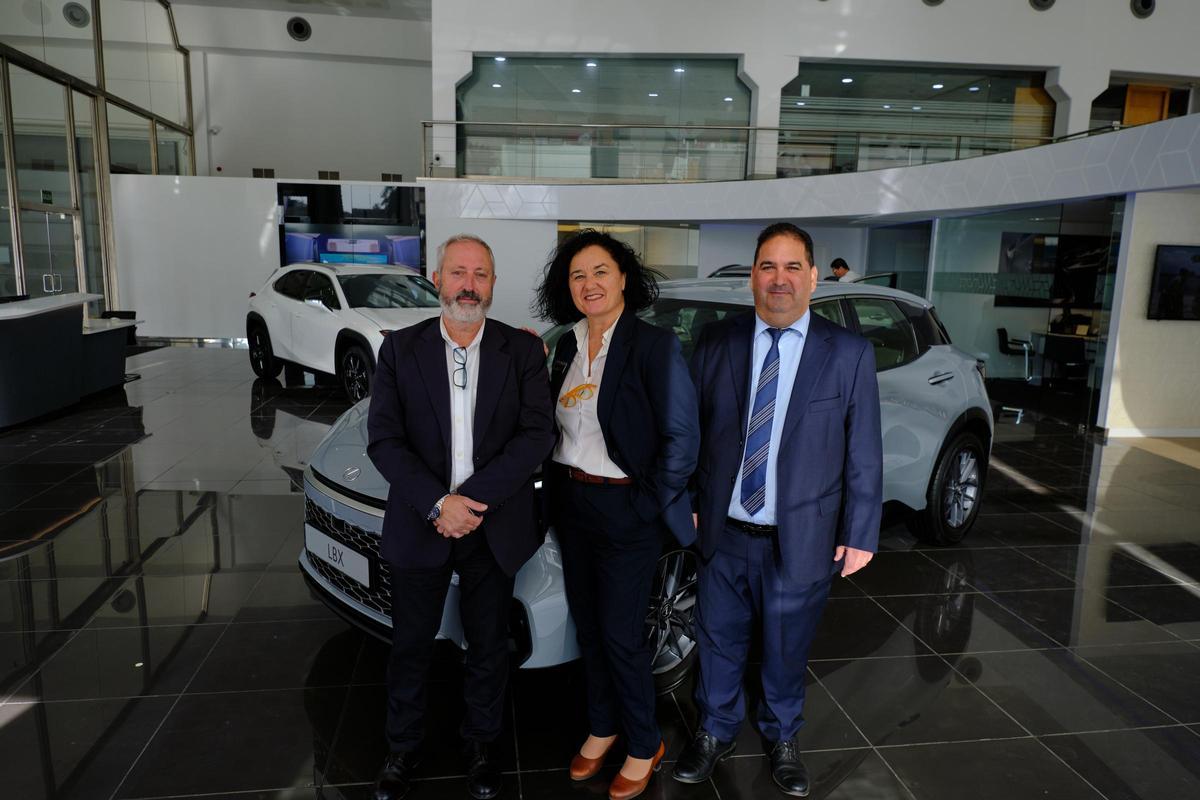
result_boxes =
[334,329,376,370]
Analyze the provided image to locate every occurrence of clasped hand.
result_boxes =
[435,494,488,538]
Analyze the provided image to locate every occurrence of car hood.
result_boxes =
[353,306,441,332]
[309,400,389,502]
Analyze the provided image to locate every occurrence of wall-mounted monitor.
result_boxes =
[1147,244,1200,321]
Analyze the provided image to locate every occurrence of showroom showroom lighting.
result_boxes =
[841,77,854,83]
[585,61,597,67]
[913,105,922,110]
[724,96,733,102]
[648,92,659,97]
[796,101,806,106]
[494,56,506,62]
[674,67,685,73]
[492,83,501,88]
[571,88,581,93]
[969,86,981,92]
[932,83,944,89]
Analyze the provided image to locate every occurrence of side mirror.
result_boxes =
[305,297,331,311]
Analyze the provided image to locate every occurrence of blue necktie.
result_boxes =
[740,328,783,516]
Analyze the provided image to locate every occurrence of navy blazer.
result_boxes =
[690,311,883,584]
[366,317,556,577]
[548,309,700,546]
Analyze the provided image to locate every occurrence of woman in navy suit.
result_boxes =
[535,230,699,800]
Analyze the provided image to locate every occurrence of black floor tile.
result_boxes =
[924,547,1074,592]
[961,648,1174,734]
[1106,585,1200,639]
[234,570,342,623]
[844,551,957,597]
[1039,726,1200,800]
[113,688,344,797]
[957,512,1076,547]
[187,621,362,693]
[1017,545,1178,587]
[28,622,225,701]
[710,749,910,800]
[810,656,1027,746]
[0,695,175,800]
[876,592,1058,655]
[1074,642,1200,723]
[881,737,1104,800]
[986,588,1179,647]
[810,598,932,660]
[523,768,718,800]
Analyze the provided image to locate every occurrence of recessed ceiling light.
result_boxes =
[492,83,502,88]
[724,96,733,102]
[932,83,944,90]
[796,101,806,106]
[494,56,506,62]
[968,86,981,92]
[883,104,892,109]
[648,92,659,97]
[585,61,597,67]
[912,105,922,110]
[841,77,853,84]
[674,67,685,73]
[571,88,581,93]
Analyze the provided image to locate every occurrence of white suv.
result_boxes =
[246,263,441,401]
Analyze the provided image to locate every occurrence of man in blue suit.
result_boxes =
[674,223,882,797]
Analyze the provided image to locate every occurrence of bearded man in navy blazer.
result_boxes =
[674,223,882,797]
[367,234,556,800]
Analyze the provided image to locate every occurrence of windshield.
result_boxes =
[337,274,440,309]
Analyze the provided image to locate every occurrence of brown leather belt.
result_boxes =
[566,466,633,486]
[726,517,778,536]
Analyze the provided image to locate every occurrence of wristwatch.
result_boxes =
[427,494,449,522]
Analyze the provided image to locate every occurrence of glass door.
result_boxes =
[19,209,79,297]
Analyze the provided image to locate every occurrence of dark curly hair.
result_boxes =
[533,229,663,325]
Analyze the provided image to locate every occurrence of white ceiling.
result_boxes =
[170,0,430,21]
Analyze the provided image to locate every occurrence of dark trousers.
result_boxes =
[695,521,832,743]
[386,532,515,753]
[555,476,662,759]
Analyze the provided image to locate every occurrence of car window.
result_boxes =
[897,300,949,351]
[810,299,844,327]
[337,274,440,309]
[304,272,341,310]
[849,297,920,371]
[274,270,308,300]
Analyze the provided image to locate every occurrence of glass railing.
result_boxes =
[421,120,1063,182]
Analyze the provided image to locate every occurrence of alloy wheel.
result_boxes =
[942,448,980,528]
[645,549,698,690]
[343,351,369,402]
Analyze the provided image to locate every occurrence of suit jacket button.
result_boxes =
[730,476,736,484]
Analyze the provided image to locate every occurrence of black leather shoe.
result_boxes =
[465,741,502,800]
[373,751,418,800]
[769,738,809,797]
[671,729,736,784]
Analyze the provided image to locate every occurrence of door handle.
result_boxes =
[43,274,53,293]
[928,372,956,385]
[52,274,63,292]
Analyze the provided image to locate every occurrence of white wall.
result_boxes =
[1103,189,1200,437]
[698,223,868,278]
[190,52,431,182]
[112,175,287,339]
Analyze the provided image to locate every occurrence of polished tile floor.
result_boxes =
[1,348,1198,800]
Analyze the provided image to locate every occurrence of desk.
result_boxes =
[0,293,130,427]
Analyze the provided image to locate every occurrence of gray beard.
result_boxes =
[441,295,490,324]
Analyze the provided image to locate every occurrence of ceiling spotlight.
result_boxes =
[492,83,502,88]
[932,83,944,90]
[571,88,581,93]
[674,67,686,73]
[912,105,922,110]
[841,77,854,84]
[494,56,506,62]
[796,101,806,106]
[969,86,981,92]
[585,61,597,67]
[883,104,892,109]
[648,92,659,97]
[723,96,733,102]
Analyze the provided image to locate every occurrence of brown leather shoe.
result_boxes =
[608,740,666,800]
[570,736,618,781]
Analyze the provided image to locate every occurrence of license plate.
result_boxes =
[305,524,370,588]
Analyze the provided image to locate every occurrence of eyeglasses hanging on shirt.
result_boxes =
[453,346,468,389]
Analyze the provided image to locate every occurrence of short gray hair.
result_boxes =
[435,234,495,274]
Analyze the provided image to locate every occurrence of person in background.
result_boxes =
[829,257,862,283]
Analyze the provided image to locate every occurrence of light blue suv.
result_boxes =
[298,279,993,692]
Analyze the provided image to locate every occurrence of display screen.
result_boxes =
[1147,245,1200,321]
[277,183,425,270]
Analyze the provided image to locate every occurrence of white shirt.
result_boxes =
[838,269,863,283]
[440,316,485,492]
[728,311,810,525]
[552,317,628,478]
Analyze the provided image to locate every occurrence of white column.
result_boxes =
[739,53,798,179]
[1045,65,1112,138]
[429,50,473,178]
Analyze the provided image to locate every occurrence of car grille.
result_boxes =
[305,497,392,617]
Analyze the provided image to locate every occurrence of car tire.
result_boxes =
[906,430,986,545]
[646,548,699,695]
[339,343,373,402]
[248,324,282,379]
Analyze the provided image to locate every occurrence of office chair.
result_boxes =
[996,327,1033,382]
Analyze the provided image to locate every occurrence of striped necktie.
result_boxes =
[740,327,784,516]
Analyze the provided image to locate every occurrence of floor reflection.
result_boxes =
[0,348,1195,799]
